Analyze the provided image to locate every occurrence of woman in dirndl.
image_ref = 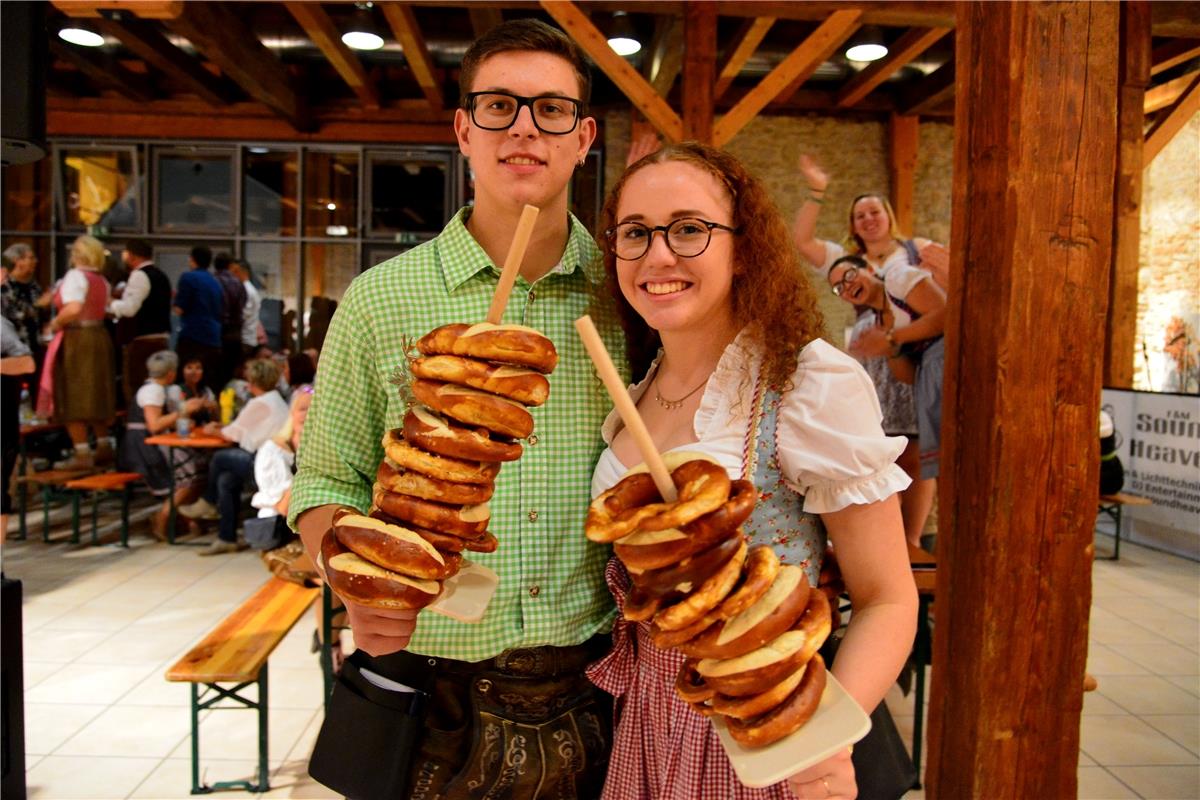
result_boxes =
[588,143,917,800]
[37,235,115,469]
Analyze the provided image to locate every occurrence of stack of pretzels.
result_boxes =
[322,322,558,610]
[585,456,832,748]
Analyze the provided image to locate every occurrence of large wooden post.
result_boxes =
[1105,1,1151,388]
[682,2,716,144]
[926,3,1119,797]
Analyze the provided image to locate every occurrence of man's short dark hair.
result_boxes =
[213,252,233,271]
[459,18,591,107]
[190,245,212,269]
[124,239,152,259]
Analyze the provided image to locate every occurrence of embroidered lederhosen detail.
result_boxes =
[740,377,826,586]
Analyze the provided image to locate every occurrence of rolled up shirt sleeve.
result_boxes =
[288,279,387,529]
[109,269,150,318]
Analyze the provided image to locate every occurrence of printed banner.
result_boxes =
[1102,388,1200,560]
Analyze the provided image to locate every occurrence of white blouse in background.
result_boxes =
[251,439,295,517]
[591,332,910,513]
[221,390,289,453]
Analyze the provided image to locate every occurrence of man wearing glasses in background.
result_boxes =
[291,19,624,800]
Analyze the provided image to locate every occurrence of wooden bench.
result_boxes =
[1097,492,1153,561]
[15,468,95,542]
[166,577,319,794]
[64,472,143,547]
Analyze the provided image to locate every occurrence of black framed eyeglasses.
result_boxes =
[605,217,740,260]
[463,91,583,135]
[830,266,859,297]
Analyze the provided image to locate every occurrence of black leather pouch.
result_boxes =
[308,652,429,800]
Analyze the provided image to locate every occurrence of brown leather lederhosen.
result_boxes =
[368,634,613,800]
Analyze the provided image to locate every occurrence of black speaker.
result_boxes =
[1,2,47,166]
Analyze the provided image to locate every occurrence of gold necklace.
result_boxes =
[654,374,710,410]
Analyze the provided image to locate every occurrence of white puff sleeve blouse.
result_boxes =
[593,331,910,513]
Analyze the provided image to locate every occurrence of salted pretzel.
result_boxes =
[586,458,732,543]
[402,406,522,463]
[724,655,827,748]
[412,379,535,440]
[417,322,558,373]
[678,566,812,660]
[382,429,500,485]
[372,485,490,540]
[652,537,748,632]
[321,531,441,610]
[376,458,494,506]
[410,355,550,406]
[332,513,462,581]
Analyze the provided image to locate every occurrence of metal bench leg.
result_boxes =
[257,665,270,793]
[321,585,334,707]
[189,683,203,795]
[42,485,52,542]
[16,479,27,540]
[1112,504,1122,560]
[90,491,101,544]
[70,491,81,544]
[120,484,131,548]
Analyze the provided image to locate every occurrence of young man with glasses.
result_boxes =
[291,19,624,799]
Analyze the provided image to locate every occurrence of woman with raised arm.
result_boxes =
[588,142,917,800]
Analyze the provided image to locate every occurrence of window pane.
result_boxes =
[243,241,300,352]
[1,158,52,232]
[244,149,298,236]
[303,242,356,351]
[59,148,139,230]
[303,151,359,238]
[155,151,234,232]
[368,153,448,236]
[569,150,602,234]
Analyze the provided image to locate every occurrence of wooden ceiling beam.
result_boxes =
[897,59,955,116]
[1151,39,1200,76]
[836,26,952,108]
[714,17,775,100]
[49,39,157,103]
[1145,69,1200,113]
[166,1,307,130]
[682,2,716,143]
[540,0,683,141]
[715,9,862,146]
[1149,1,1200,37]
[51,1,183,19]
[91,11,237,107]
[713,1,953,27]
[285,2,380,110]
[468,6,505,39]
[1144,71,1200,165]
[380,3,444,110]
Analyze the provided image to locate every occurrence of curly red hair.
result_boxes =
[600,141,825,388]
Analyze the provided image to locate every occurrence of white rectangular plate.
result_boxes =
[426,560,498,623]
[712,672,871,789]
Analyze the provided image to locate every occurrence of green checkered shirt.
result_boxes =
[290,207,628,661]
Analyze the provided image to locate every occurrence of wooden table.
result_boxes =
[908,542,936,786]
[145,433,233,544]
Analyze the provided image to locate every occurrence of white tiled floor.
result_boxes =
[3,505,1198,799]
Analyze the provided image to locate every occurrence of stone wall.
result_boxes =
[1135,110,1200,392]
[602,111,955,343]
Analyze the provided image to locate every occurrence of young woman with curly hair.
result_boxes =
[586,142,917,800]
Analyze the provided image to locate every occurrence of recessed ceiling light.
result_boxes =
[606,11,641,57]
[326,202,338,211]
[248,146,270,154]
[59,28,104,47]
[845,43,888,62]
[342,31,383,51]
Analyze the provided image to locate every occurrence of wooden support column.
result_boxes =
[927,3,1118,797]
[1106,1,1151,389]
[682,2,716,143]
[888,113,919,235]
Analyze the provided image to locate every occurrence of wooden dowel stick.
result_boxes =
[486,204,540,324]
[574,315,677,502]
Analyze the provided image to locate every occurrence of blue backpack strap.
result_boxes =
[902,238,921,266]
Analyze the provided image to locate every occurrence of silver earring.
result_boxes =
[577,156,586,167]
